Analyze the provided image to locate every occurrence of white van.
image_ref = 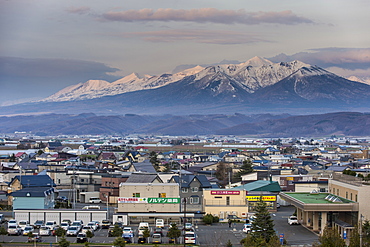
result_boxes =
[89,197,101,204]
[82,205,100,210]
[138,222,150,235]
[155,219,164,228]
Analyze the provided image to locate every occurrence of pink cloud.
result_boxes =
[102,8,313,25]
[65,6,91,15]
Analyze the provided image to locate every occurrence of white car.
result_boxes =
[87,222,98,231]
[23,225,34,236]
[288,216,299,225]
[18,220,29,230]
[184,231,196,244]
[39,226,51,236]
[81,225,94,235]
[7,219,17,227]
[242,223,252,233]
[67,226,80,236]
[88,197,101,203]
[45,221,57,229]
[123,226,134,236]
[60,222,70,231]
[7,225,22,235]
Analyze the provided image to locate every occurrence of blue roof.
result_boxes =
[11,187,54,197]
[11,175,55,187]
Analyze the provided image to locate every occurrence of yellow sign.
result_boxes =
[246,195,276,202]
[286,177,294,181]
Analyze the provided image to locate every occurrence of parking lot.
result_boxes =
[1,206,318,246]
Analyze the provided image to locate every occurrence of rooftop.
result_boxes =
[283,192,354,204]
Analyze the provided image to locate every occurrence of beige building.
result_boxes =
[329,173,370,220]
[117,183,180,213]
[203,189,248,220]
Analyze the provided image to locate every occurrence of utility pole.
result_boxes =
[183,197,186,247]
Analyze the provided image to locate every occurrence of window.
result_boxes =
[182,188,188,193]
[350,193,353,201]
[133,193,140,197]
[190,196,199,204]
[356,194,358,202]
[337,189,339,195]
[346,192,348,199]
[192,187,198,192]
[320,188,326,192]
[226,196,230,206]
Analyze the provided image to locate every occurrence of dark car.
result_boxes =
[34,220,44,229]
[122,233,133,243]
[138,235,146,244]
[76,233,88,243]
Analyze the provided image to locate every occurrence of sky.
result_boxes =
[1,0,370,106]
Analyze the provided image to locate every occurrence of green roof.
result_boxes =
[234,180,281,192]
[284,192,354,204]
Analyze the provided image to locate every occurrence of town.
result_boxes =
[1,133,370,246]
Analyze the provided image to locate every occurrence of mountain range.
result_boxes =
[1,56,370,116]
[1,112,370,137]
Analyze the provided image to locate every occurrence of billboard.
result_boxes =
[118,197,180,204]
[246,195,276,201]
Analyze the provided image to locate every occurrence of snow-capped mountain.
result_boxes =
[347,75,370,85]
[42,65,204,102]
[42,57,309,102]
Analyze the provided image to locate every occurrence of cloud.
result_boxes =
[269,48,370,70]
[65,6,91,15]
[0,57,121,105]
[0,57,119,78]
[121,29,269,45]
[102,8,314,25]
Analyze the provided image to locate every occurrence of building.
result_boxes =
[11,187,54,209]
[203,189,247,220]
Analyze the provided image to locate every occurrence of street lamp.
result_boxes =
[105,193,109,220]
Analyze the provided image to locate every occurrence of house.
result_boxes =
[100,173,131,203]
[169,174,213,213]
[11,187,54,209]
[125,173,163,183]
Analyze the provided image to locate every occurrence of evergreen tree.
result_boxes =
[349,225,360,247]
[167,223,181,244]
[0,227,7,242]
[317,227,346,247]
[58,236,70,247]
[249,200,276,244]
[112,237,126,247]
[112,224,123,237]
[234,159,254,181]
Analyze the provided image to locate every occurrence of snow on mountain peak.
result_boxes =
[41,57,320,102]
[242,56,273,67]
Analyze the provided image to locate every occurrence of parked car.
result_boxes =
[288,216,299,225]
[81,225,94,235]
[76,233,88,243]
[153,227,163,236]
[242,223,252,233]
[23,225,35,236]
[28,233,42,242]
[138,222,150,235]
[184,231,196,244]
[45,221,57,230]
[39,226,51,236]
[19,220,29,230]
[7,225,22,235]
[101,219,111,229]
[67,226,80,236]
[60,222,70,231]
[185,222,193,230]
[71,221,83,231]
[122,226,134,236]
[151,233,162,244]
[122,233,133,243]
[34,220,44,229]
[155,219,164,228]
[7,219,17,227]
[87,222,98,231]
[88,197,101,203]
[138,235,146,244]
